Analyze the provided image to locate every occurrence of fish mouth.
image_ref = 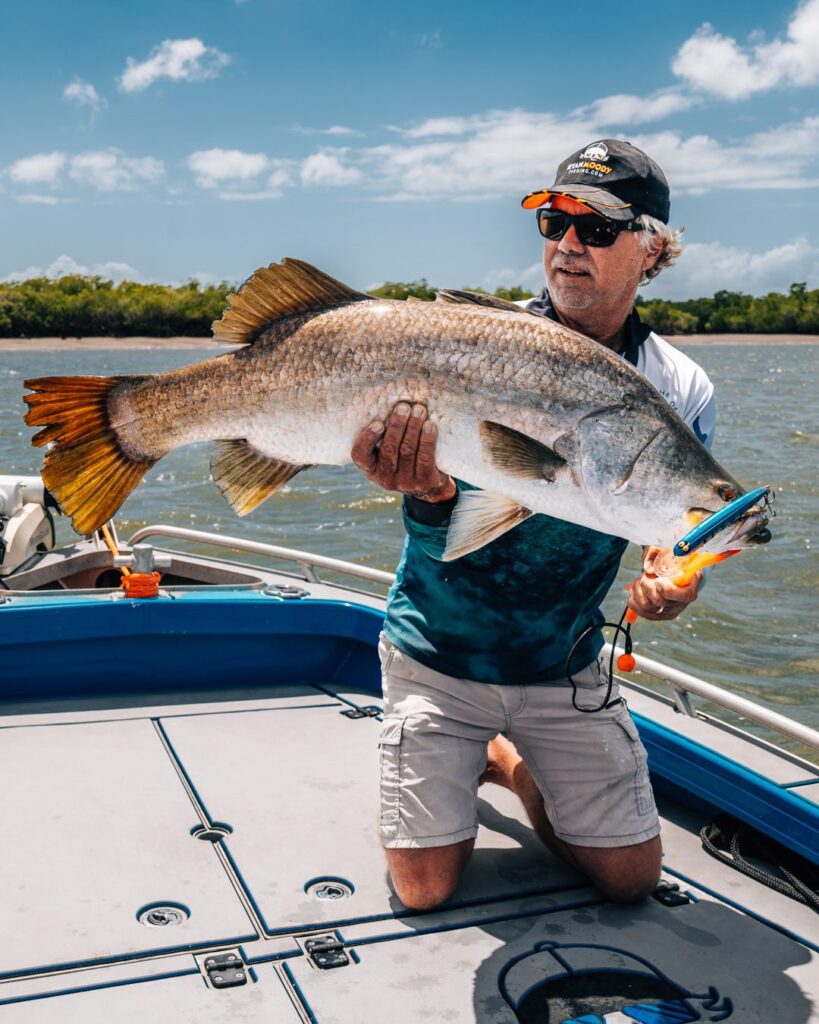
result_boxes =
[702,507,771,552]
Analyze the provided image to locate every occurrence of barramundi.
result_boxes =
[24,258,770,559]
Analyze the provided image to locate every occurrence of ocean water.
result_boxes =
[1,343,817,742]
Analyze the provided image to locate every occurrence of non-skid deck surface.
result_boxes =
[0,719,256,977]
[1,689,817,1022]
[160,703,584,933]
[288,884,819,1023]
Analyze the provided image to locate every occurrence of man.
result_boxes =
[351,139,715,911]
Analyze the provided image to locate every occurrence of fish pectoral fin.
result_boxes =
[435,289,544,315]
[212,258,372,345]
[210,440,314,516]
[443,490,533,561]
[479,421,567,481]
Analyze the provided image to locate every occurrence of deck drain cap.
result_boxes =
[306,880,353,901]
[138,904,189,927]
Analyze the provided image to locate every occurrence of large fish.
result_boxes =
[24,258,770,558]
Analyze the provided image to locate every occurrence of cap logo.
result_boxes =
[580,142,608,161]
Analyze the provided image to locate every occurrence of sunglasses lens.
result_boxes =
[537,209,621,247]
[537,210,567,240]
[577,219,619,247]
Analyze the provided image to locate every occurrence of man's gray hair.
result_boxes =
[636,215,683,284]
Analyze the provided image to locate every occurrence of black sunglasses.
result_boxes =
[537,208,644,248]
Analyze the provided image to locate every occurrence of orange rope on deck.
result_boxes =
[119,571,161,598]
[100,521,161,598]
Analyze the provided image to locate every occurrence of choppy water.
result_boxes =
[2,344,817,742]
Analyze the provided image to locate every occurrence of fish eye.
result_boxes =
[717,484,737,503]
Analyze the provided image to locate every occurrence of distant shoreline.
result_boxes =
[0,333,817,351]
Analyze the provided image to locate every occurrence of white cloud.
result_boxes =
[8,152,66,185]
[672,0,819,100]
[481,261,544,293]
[325,125,357,136]
[63,78,105,111]
[653,237,819,299]
[361,110,597,200]
[188,148,268,188]
[119,38,230,93]
[418,30,443,50]
[345,109,819,201]
[1,254,139,283]
[267,164,293,189]
[68,150,164,191]
[14,193,63,205]
[218,190,284,201]
[575,90,698,126]
[628,117,819,193]
[398,115,482,139]
[300,150,362,186]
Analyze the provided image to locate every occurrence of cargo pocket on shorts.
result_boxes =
[378,716,404,832]
[615,712,654,817]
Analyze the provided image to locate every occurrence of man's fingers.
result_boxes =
[397,404,427,482]
[656,574,702,603]
[378,403,411,476]
[626,569,700,621]
[351,420,384,476]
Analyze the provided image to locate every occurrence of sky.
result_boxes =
[2,0,819,300]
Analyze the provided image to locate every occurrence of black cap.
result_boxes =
[521,139,670,223]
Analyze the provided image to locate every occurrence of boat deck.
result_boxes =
[1,679,817,1023]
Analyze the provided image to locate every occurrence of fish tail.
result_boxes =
[23,375,156,535]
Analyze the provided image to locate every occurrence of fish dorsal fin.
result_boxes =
[212,258,371,345]
[435,289,543,316]
[480,421,568,481]
[443,490,533,561]
[211,440,314,515]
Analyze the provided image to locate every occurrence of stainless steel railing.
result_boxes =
[126,524,396,586]
[604,644,819,754]
[127,525,819,755]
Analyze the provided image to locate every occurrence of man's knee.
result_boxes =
[385,840,473,911]
[568,835,662,904]
[595,867,661,904]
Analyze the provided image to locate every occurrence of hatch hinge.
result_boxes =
[652,880,692,907]
[341,705,381,719]
[203,950,248,988]
[305,935,350,970]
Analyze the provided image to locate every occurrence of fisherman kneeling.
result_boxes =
[352,140,714,909]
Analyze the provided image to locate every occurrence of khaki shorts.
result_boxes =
[378,636,659,850]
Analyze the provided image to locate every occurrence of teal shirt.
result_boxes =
[383,482,624,684]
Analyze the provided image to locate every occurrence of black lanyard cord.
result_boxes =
[566,607,632,714]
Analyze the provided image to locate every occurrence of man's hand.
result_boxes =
[351,403,456,503]
[624,546,703,622]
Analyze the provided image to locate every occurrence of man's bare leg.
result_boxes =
[385,839,475,911]
[482,735,661,903]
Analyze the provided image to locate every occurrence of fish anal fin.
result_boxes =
[211,440,313,515]
[480,421,567,481]
[443,490,533,561]
[436,289,544,316]
[212,258,372,346]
